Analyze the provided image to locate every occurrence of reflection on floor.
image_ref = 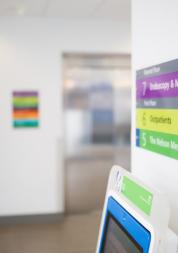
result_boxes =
[0,211,101,253]
[66,146,130,213]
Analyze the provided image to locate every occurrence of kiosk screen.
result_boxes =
[102,215,143,253]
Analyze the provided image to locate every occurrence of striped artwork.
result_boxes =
[13,91,39,128]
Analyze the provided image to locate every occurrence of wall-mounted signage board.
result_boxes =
[136,59,178,160]
[13,91,39,128]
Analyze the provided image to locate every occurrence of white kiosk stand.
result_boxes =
[96,166,178,253]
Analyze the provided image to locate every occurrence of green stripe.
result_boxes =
[13,97,38,104]
[121,176,153,216]
[140,129,178,160]
[13,102,38,108]
[13,120,39,128]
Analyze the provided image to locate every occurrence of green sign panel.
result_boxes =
[140,129,178,160]
[121,176,153,216]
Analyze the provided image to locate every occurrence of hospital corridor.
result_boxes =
[0,0,178,253]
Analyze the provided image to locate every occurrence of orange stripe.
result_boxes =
[13,111,38,119]
[13,115,38,120]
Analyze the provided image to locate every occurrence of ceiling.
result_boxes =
[0,0,130,21]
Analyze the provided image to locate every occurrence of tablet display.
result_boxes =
[102,214,143,253]
[98,197,151,253]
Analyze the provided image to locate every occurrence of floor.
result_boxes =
[66,146,130,213]
[0,211,101,253]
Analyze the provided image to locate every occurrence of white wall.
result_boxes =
[0,17,131,215]
[132,0,178,234]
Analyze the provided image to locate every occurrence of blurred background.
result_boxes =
[63,53,131,213]
[0,0,131,252]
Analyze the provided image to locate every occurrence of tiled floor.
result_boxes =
[0,211,101,253]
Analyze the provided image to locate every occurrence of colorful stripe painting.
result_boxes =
[12,91,39,128]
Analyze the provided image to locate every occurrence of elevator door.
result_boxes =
[63,54,131,213]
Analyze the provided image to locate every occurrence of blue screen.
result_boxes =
[102,215,143,253]
[98,197,151,253]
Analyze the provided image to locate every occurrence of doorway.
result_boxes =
[63,53,131,213]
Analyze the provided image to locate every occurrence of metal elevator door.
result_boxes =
[63,53,131,213]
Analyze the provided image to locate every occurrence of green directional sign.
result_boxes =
[121,176,153,216]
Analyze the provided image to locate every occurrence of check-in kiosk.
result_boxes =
[96,166,178,253]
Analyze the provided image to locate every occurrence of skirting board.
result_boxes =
[0,213,64,225]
